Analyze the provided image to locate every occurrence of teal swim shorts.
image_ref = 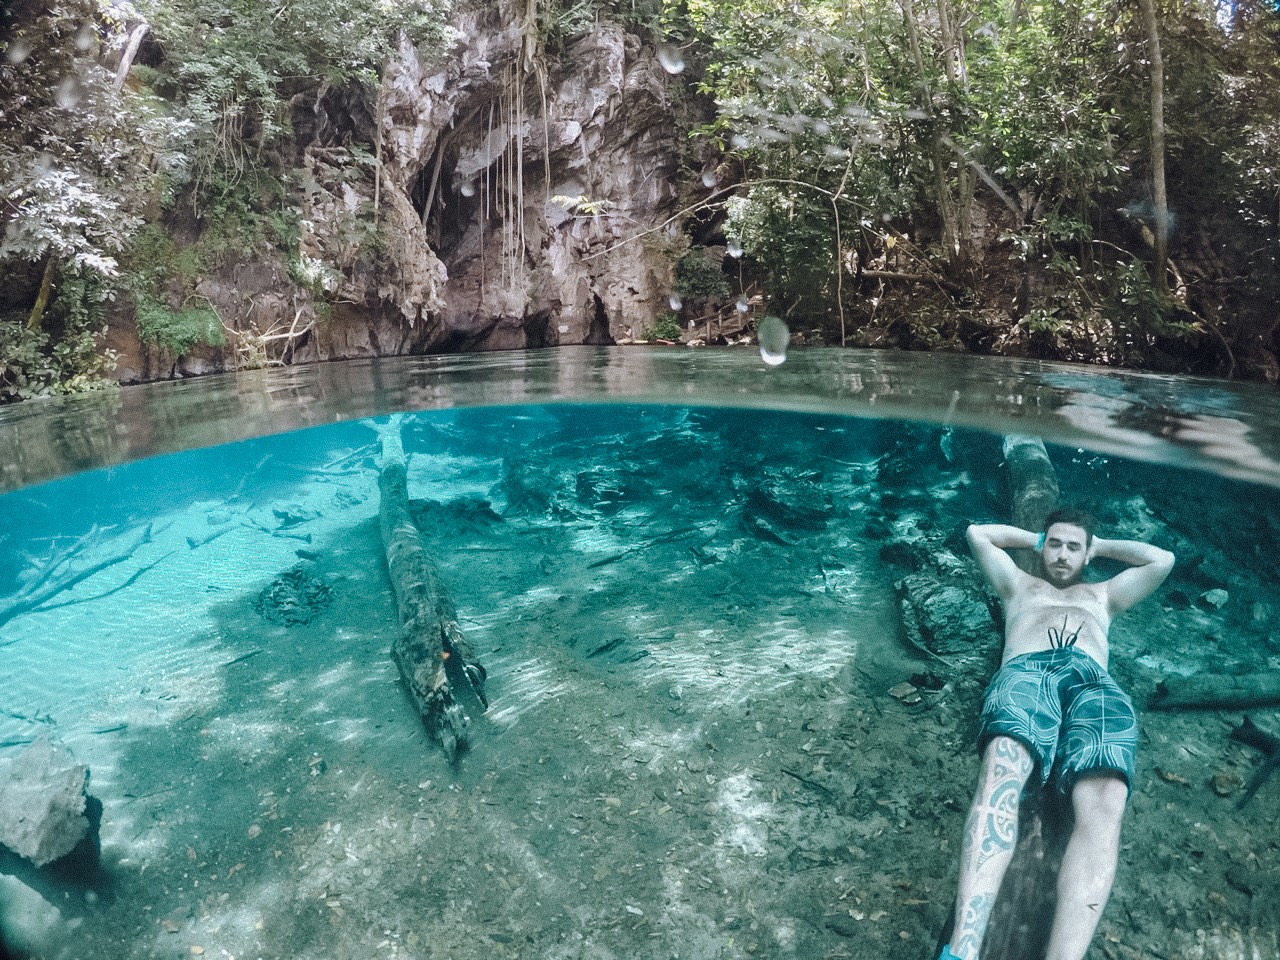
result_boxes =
[978,647,1137,794]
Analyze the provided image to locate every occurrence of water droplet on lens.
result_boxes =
[657,44,684,75]
[726,239,744,259]
[75,23,95,51]
[668,293,683,311]
[701,169,717,188]
[758,316,790,367]
[55,77,81,109]
[459,181,476,197]
[735,298,749,313]
[6,39,32,64]
[730,134,749,150]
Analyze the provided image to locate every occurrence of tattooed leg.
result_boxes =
[947,736,1035,960]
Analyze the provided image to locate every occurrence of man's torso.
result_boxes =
[1001,577,1113,669]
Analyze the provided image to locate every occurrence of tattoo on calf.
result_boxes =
[954,893,995,958]
[961,739,1032,874]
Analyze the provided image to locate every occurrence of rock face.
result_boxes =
[108,3,699,382]
[0,738,93,868]
[360,11,684,350]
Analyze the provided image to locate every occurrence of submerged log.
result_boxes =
[1148,671,1280,711]
[376,418,488,760]
[1230,716,1280,809]
[1001,435,1059,575]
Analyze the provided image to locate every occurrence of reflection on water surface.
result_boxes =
[3,348,1280,493]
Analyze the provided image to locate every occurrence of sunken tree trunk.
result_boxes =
[1002,435,1059,575]
[982,435,1065,960]
[1149,671,1280,711]
[376,417,488,760]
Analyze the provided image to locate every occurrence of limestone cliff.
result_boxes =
[111,4,699,381]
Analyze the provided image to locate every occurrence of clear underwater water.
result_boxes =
[0,351,1278,960]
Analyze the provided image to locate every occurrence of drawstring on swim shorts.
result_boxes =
[1047,615,1081,649]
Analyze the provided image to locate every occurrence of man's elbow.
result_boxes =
[1149,546,1176,582]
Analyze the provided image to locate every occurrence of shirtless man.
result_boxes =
[938,507,1175,960]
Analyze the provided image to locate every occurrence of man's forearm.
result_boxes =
[1091,537,1175,568]
[967,523,1040,552]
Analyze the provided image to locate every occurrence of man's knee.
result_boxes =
[982,735,1036,782]
[1071,773,1128,828]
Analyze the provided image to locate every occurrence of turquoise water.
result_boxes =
[1,351,1278,960]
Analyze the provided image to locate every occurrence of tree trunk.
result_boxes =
[376,418,488,760]
[26,256,55,331]
[1138,0,1169,299]
[113,23,149,91]
[1149,671,1280,711]
[1001,435,1059,574]
[900,0,976,278]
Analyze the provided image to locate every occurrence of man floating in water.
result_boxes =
[938,508,1175,960]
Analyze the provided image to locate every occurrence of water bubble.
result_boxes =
[657,44,684,75]
[779,114,806,134]
[459,181,476,197]
[55,76,81,109]
[5,38,32,64]
[758,315,790,367]
[726,239,744,259]
[701,169,718,188]
[668,293,683,311]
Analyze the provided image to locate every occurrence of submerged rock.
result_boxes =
[897,573,998,658]
[252,565,335,625]
[0,738,96,869]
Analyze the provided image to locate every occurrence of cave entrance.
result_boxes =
[584,294,615,346]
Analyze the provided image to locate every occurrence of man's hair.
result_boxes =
[1043,507,1095,544]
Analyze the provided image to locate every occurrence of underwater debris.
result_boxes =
[251,565,334,625]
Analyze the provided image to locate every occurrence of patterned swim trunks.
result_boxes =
[978,647,1137,794]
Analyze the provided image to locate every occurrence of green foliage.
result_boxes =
[675,248,730,302]
[0,0,190,395]
[136,0,448,215]
[0,268,116,402]
[135,295,225,357]
[725,186,838,317]
[640,312,684,341]
[660,0,1280,372]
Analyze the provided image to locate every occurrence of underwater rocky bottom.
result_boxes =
[0,405,1277,960]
